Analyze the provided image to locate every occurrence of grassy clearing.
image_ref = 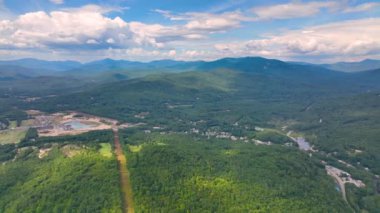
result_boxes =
[9,121,17,129]
[99,143,113,158]
[129,145,142,153]
[20,119,35,127]
[223,150,239,156]
[60,144,84,158]
[0,129,27,145]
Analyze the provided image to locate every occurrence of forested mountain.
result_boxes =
[32,60,380,168]
[1,56,380,212]
[1,0,379,211]
[2,56,380,80]
[0,65,38,80]
[0,59,82,72]
[321,59,380,72]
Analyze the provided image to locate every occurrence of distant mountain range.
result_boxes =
[65,58,202,75]
[1,57,380,80]
[320,59,380,72]
[0,58,82,72]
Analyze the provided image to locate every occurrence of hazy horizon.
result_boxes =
[1,56,380,65]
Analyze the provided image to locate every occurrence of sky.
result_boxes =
[0,0,379,63]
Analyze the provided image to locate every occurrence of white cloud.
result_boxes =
[0,2,379,62]
[154,9,187,21]
[155,9,251,32]
[168,49,176,57]
[128,10,250,48]
[184,11,248,31]
[50,0,64,5]
[251,1,380,20]
[102,48,181,62]
[251,1,340,20]
[0,5,250,52]
[0,5,163,50]
[214,18,380,61]
[86,39,99,44]
[343,2,380,13]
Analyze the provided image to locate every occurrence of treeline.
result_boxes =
[0,109,27,129]
[20,130,113,147]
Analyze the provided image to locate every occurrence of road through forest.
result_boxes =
[113,128,135,213]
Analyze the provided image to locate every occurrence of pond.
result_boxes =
[63,120,96,130]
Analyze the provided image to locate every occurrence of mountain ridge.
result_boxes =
[1,57,380,78]
[320,59,380,72]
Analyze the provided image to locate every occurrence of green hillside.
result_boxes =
[0,132,121,212]
[1,57,380,212]
[122,132,349,212]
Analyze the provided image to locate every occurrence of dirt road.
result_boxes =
[113,128,135,213]
[326,166,347,202]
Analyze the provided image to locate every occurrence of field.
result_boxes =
[99,143,113,158]
[0,129,27,145]
[9,121,17,129]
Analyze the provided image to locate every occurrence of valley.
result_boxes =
[0,56,379,212]
[1,1,379,211]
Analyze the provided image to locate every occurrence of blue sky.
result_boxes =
[0,0,379,62]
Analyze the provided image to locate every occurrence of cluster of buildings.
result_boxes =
[326,165,366,188]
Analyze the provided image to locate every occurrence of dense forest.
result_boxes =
[30,69,380,173]
[0,132,122,212]
[120,131,349,212]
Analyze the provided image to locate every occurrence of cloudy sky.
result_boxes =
[0,0,379,62]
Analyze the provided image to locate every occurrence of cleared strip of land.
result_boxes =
[113,128,135,213]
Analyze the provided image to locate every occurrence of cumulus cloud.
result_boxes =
[0,5,185,51]
[0,5,135,50]
[127,10,251,47]
[0,5,249,52]
[214,18,380,60]
[1,2,379,62]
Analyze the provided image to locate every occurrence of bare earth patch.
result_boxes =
[33,111,118,137]
[61,145,84,158]
[38,148,52,159]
